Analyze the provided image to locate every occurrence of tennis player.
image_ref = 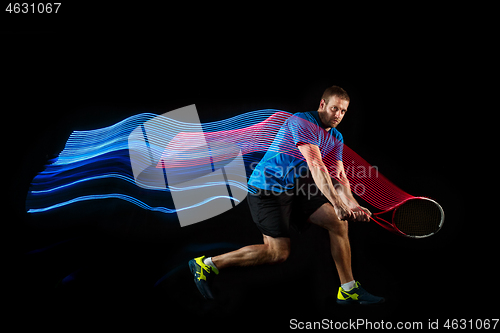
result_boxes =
[189,86,384,305]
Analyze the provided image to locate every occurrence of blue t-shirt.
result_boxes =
[248,111,344,192]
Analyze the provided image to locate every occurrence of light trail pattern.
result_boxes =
[26,109,414,225]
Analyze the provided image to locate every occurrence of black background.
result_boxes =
[4,5,494,331]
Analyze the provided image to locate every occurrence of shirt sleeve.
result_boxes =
[287,114,321,147]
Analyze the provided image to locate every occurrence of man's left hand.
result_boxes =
[352,206,371,222]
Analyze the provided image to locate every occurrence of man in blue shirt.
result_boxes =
[247,110,344,193]
[189,86,384,305]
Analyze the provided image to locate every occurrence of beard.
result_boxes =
[319,111,339,129]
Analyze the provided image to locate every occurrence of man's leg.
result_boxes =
[212,235,291,270]
[189,235,291,300]
[307,201,385,305]
[308,203,353,284]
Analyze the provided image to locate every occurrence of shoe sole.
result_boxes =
[188,259,214,300]
[188,260,196,275]
[337,298,386,306]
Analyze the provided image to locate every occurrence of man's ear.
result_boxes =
[318,99,326,111]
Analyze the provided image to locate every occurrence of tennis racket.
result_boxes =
[368,197,445,239]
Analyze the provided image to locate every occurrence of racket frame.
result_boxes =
[372,197,445,239]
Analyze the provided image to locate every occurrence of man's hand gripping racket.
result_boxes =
[348,197,445,238]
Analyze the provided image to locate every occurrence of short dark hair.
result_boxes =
[321,85,350,104]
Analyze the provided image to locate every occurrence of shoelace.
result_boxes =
[196,264,211,281]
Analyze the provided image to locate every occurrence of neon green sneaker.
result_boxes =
[337,281,385,305]
[188,255,219,300]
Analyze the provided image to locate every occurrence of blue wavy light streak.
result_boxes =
[26,110,288,217]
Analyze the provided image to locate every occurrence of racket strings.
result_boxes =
[393,199,442,236]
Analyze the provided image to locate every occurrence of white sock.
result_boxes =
[341,280,356,291]
[203,257,218,271]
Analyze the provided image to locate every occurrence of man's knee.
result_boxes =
[309,203,349,235]
[267,243,291,264]
[271,247,290,264]
[325,218,348,235]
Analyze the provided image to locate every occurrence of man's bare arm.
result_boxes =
[331,160,372,222]
[297,143,354,220]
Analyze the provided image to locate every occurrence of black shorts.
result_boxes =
[247,174,331,238]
